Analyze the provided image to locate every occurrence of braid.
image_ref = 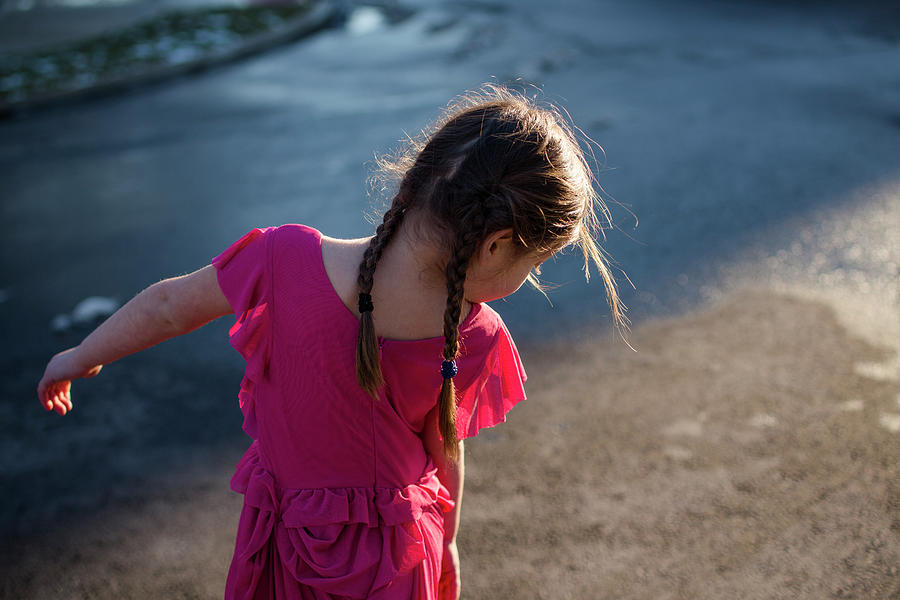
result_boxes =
[438,187,488,461]
[355,196,407,397]
[434,120,511,461]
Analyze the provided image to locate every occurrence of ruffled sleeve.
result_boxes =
[211,227,274,439]
[454,320,528,440]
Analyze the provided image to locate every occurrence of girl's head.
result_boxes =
[356,84,626,460]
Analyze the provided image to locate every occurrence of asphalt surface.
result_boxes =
[1,0,898,567]
[2,1,898,342]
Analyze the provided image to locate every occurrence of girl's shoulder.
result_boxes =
[270,224,369,268]
[268,222,323,247]
[259,223,328,273]
[217,223,321,261]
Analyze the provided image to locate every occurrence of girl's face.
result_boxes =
[464,230,551,303]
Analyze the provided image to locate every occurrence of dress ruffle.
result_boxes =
[229,443,453,599]
[454,319,528,440]
[211,228,273,439]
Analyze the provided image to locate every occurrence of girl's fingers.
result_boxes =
[57,388,71,414]
[43,388,54,411]
[49,385,67,415]
[43,386,53,410]
[38,380,72,415]
[59,381,72,409]
[38,378,59,410]
[37,359,82,415]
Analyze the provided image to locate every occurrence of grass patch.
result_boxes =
[0,1,314,104]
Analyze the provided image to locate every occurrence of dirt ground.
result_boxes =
[2,290,898,599]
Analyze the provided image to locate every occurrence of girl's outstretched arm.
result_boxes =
[37,265,232,415]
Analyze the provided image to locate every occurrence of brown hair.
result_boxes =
[356,84,627,461]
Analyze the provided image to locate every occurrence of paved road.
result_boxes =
[1,0,898,537]
[2,1,898,344]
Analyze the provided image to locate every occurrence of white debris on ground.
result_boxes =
[878,413,900,433]
[662,416,705,438]
[345,6,387,36]
[50,296,119,333]
[749,413,778,428]
[72,296,119,324]
[838,399,864,412]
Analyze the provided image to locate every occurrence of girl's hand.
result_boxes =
[37,347,102,415]
[439,539,460,600]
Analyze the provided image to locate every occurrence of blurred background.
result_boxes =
[1,0,898,598]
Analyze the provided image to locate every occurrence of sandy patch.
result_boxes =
[1,290,898,599]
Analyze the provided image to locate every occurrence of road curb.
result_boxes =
[0,0,339,118]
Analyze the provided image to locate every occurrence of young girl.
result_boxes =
[37,84,625,600]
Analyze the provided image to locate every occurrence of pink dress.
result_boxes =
[211,224,527,599]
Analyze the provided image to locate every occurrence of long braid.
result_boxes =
[355,196,407,397]
[438,184,488,461]
[433,118,510,460]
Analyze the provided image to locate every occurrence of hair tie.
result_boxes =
[441,359,458,379]
[358,293,374,313]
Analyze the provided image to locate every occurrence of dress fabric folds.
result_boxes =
[211,224,528,599]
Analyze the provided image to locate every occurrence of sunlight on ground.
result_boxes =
[721,177,900,374]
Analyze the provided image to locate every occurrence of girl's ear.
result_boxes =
[479,228,514,261]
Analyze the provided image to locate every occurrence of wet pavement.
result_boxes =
[1,0,899,544]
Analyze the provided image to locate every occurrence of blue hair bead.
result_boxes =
[441,359,458,379]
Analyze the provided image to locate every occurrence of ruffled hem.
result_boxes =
[228,443,453,599]
[454,319,528,440]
